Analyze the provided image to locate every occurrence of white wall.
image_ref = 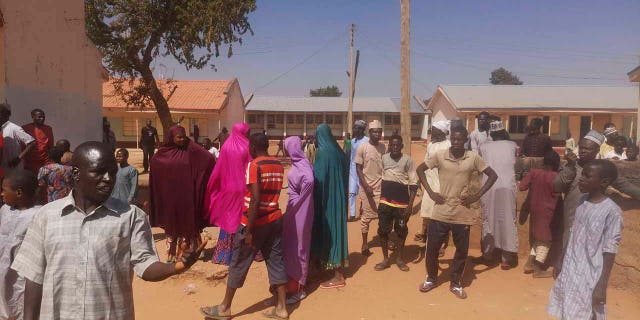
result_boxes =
[0,0,103,147]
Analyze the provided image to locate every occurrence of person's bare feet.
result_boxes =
[199,305,231,319]
[263,306,289,319]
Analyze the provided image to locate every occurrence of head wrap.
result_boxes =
[369,120,382,129]
[603,126,617,136]
[489,121,505,132]
[431,120,450,135]
[584,130,605,146]
[354,120,367,129]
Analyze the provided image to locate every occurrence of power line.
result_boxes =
[359,33,435,94]
[252,31,347,93]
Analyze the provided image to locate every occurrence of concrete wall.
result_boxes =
[0,0,103,147]
[219,80,245,133]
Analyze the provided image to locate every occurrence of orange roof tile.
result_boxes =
[103,79,235,111]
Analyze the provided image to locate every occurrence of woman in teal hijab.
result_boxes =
[311,124,349,289]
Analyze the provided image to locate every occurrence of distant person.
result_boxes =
[477,121,519,270]
[311,124,349,289]
[0,103,35,173]
[548,160,621,320]
[102,118,117,153]
[0,169,40,320]
[111,148,139,204]
[56,139,73,165]
[343,132,352,156]
[37,146,73,203]
[139,119,159,173]
[304,136,317,165]
[202,138,219,159]
[12,142,206,320]
[355,120,385,256]
[469,111,492,155]
[603,135,627,160]
[374,135,418,272]
[22,108,54,173]
[599,123,618,158]
[213,127,230,148]
[150,125,215,262]
[416,126,498,299]
[348,120,369,221]
[519,151,561,278]
[625,144,639,161]
[521,118,552,158]
[275,136,285,157]
[193,124,200,144]
[200,133,288,320]
[282,136,315,304]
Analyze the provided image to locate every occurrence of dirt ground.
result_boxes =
[127,142,640,319]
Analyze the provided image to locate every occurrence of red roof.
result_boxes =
[103,78,238,111]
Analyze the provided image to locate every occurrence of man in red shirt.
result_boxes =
[22,109,54,173]
[200,133,288,320]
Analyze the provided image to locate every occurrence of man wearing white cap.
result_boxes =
[416,121,451,250]
[348,120,369,221]
[554,130,640,274]
[468,112,492,155]
[355,119,385,256]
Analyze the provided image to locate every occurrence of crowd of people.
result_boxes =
[0,100,637,319]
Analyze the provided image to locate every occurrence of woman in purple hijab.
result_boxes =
[282,136,315,303]
[150,125,215,262]
[205,123,251,266]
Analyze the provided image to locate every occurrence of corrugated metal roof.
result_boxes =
[437,85,638,111]
[245,96,428,114]
[103,79,235,111]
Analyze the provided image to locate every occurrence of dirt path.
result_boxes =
[129,143,640,319]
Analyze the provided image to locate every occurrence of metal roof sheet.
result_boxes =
[245,96,428,114]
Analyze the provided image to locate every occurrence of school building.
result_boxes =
[0,0,104,146]
[102,78,245,147]
[427,85,639,143]
[244,95,430,139]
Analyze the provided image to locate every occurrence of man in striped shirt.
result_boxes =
[201,133,288,320]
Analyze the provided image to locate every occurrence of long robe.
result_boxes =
[420,139,450,218]
[22,123,54,173]
[479,140,518,254]
[283,137,315,286]
[311,124,349,270]
[150,125,215,238]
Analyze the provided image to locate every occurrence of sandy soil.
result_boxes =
[127,142,640,319]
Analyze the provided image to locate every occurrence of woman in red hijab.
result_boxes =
[150,125,215,262]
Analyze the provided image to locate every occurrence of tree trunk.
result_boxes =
[138,65,174,135]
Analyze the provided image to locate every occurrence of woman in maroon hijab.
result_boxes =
[150,125,215,262]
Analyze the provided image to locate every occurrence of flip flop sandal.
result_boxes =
[374,261,391,271]
[396,262,410,272]
[449,286,468,299]
[263,308,289,320]
[199,306,231,320]
[320,280,346,289]
[419,279,437,293]
[414,233,426,242]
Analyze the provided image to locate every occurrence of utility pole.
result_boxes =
[400,0,411,149]
[347,23,355,136]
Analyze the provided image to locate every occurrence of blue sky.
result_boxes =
[155,0,640,98]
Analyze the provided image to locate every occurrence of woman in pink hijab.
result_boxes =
[205,123,251,266]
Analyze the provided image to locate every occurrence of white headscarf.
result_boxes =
[432,120,450,135]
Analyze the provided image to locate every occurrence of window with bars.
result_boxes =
[508,115,528,134]
[123,118,137,137]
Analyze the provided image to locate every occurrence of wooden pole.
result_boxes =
[636,52,640,145]
[347,24,355,136]
[400,0,411,148]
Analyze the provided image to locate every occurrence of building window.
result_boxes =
[267,114,276,129]
[508,115,528,134]
[411,115,421,126]
[248,114,257,124]
[123,118,137,137]
[296,115,304,124]
[542,116,550,135]
[287,114,295,124]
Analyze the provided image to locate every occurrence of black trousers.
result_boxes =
[426,220,470,287]
[142,145,155,171]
